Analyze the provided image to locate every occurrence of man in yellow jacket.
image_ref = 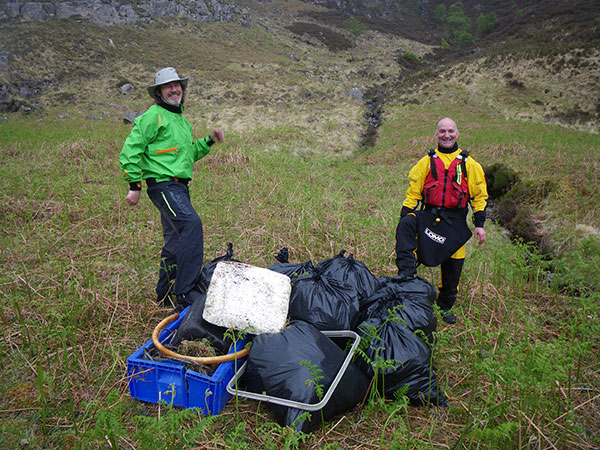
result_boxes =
[395,117,488,324]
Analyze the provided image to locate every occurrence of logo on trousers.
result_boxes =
[424,227,446,244]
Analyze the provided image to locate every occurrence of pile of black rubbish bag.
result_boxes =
[168,244,447,433]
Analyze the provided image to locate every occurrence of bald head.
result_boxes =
[436,117,457,131]
[435,117,460,149]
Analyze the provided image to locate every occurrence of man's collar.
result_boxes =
[157,101,183,114]
[437,142,459,153]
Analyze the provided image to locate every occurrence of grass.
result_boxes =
[0,5,599,449]
[1,101,598,449]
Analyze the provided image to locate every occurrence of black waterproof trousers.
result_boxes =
[146,180,204,302]
[394,213,419,278]
[436,257,464,312]
[395,213,464,312]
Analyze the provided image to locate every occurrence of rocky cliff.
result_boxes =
[0,0,250,26]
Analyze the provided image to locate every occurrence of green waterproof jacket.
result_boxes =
[119,104,212,185]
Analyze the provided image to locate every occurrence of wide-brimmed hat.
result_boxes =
[147,67,189,100]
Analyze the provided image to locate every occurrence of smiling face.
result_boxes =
[159,81,183,105]
[434,118,460,149]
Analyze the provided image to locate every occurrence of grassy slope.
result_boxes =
[0,1,599,449]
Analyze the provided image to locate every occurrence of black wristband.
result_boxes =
[129,182,142,191]
[400,205,414,218]
[206,136,215,146]
[473,210,486,228]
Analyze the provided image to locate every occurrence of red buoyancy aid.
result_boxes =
[423,149,470,209]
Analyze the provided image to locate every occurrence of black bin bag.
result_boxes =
[314,250,381,309]
[289,268,360,330]
[360,276,437,342]
[267,247,314,280]
[195,242,240,294]
[357,317,447,407]
[242,321,370,433]
[169,291,232,354]
[391,274,437,305]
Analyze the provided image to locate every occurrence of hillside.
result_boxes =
[0,0,435,155]
[0,0,599,134]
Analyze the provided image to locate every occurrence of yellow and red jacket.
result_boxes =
[402,146,488,258]
[403,146,488,217]
[423,149,469,209]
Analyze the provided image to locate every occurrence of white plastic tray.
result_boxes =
[226,330,361,411]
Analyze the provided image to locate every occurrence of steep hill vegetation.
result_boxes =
[1,0,598,131]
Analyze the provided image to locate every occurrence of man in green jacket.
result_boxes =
[119,67,224,309]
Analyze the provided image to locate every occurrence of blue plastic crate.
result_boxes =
[126,307,248,414]
[185,340,247,414]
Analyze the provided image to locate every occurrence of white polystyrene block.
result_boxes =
[203,261,291,334]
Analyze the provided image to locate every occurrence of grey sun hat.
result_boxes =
[147,67,189,101]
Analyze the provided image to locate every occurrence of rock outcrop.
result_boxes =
[0,0,250,27]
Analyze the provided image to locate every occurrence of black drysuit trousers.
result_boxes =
[395,213,464,312]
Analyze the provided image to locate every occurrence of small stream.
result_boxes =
[360,85,386,148]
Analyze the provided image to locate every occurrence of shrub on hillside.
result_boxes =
[345,15,367,39]
[477,12,499,35]
[455,30,475,47]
